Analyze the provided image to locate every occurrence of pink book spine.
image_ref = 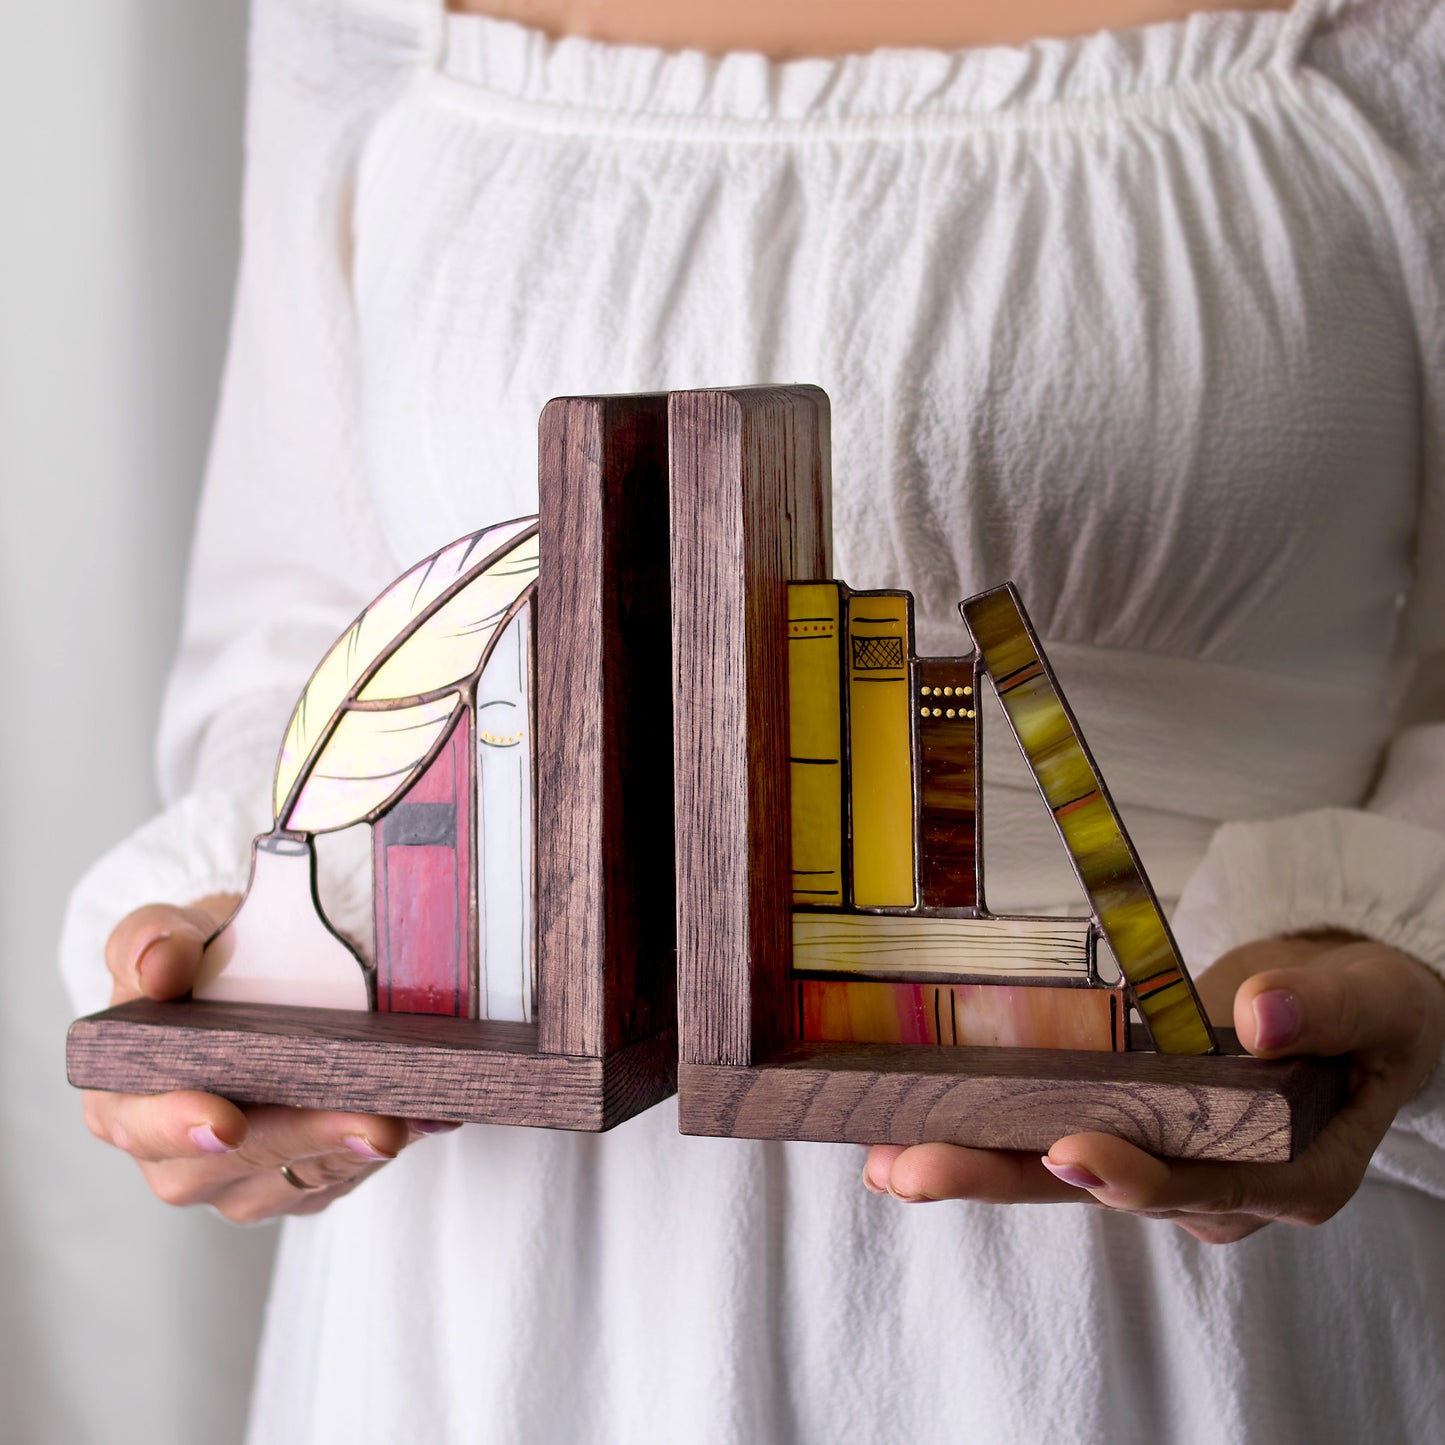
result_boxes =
[374,714,473,1016]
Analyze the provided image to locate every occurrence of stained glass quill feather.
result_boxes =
[273,516,540,834]
[193,514,540,1009]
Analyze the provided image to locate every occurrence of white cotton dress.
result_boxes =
[61,0,1445,1440]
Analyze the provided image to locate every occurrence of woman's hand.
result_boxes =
[863,934,1445,1244]
[81,896,453,1223]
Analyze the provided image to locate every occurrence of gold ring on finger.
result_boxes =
[279,1163,321,1191]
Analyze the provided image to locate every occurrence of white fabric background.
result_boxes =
[0,7,271,1443]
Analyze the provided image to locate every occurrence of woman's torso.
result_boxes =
[444,0,1289,58]
[354,0,1420,911]
[250,3,1444,1440]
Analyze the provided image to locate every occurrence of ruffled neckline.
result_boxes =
[435,0,1352,133]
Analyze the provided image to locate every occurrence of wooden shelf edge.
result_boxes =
[676,1041,1348,1162]
[67,999,676,1133]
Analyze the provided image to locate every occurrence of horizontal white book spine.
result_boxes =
[792,912,1095,981]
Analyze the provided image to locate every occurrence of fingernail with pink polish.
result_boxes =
[1042,1158,1105,1190]
[407,1119,462,1135]
[343,1134,393,1161]
[132,931,172,986]
[189,1123,236,1154]
[1252,990,1302,1051]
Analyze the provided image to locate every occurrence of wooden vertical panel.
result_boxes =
[536,397,603,1057]
[536,393,675,1058]
[597,398,676,1053]
[671,386,833,1067]
[782,387,832,580]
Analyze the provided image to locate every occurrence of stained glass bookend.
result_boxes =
[66,394,678,1130]
[68,385,1346,1158]
[669,386,1346,1162]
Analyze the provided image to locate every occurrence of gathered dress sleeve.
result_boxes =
[59,0,436,1017]
[1172,0,1445,1197]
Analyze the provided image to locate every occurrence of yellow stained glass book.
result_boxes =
[788,578,1209,1058]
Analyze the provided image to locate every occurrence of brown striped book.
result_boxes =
[913,657,978,909]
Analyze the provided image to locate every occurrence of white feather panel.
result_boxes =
[284,694,462,834]
[358,534,539,704]
[272,516,539,829]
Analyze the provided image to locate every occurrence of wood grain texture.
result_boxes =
[67,998,676,1131]
[677,1031,1347,1161]
[536,393,676,1058]
[671,386,832,1068]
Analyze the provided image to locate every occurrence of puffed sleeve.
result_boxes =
[59,0,439,1016]
[1173,0,1445,1197]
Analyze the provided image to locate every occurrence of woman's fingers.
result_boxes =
[1233,942,1439,1063]
[87,1090,408,1170]
[82,1088,249,1161]
[1042,1125,1367,1230]
[868,1128,1358,1236]
[123,1104,413,1216]
[229,1105,411,1173]
[865,1142,1086,1205]
[85,1086,413,1207]
[144,1149,385,1222]
[1043,1133,1271,1216]
[171,1103,410,1188]
[103,895,238,1003]
[863,941,1445,1243]
[163,1117,455,1222]
[1193,936,1327,1025]
[89,897,440,1222]
[862,1145,905,1193]
[216,1172,364,1224]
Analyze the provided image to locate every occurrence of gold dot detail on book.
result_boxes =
[918,703,974,720]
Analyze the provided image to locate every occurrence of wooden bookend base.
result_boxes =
[677,1032,1347,1163]
[67,999,676,1131]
